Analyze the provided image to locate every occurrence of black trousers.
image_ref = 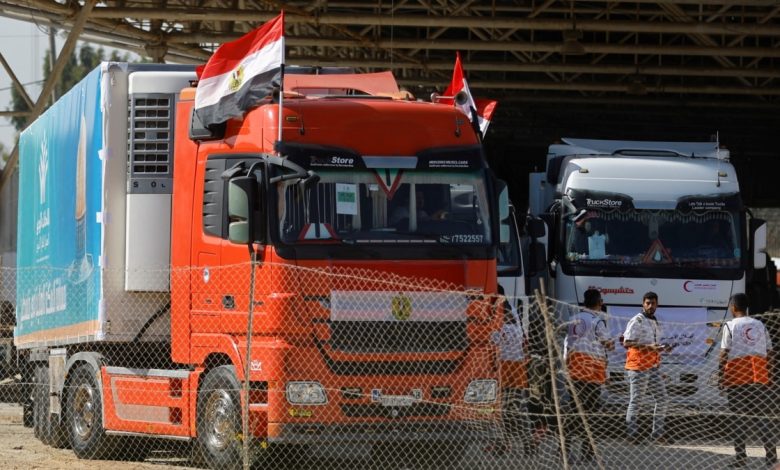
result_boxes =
[727,383,777,460]
[565,380,602,456]
[502,388,532,446]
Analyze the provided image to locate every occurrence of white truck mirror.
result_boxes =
[228,177,257,245]
[497,182,509,221]
[753,220,767,270]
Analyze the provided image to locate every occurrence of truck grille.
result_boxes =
[324,359,459,377]
[330,321,467,353]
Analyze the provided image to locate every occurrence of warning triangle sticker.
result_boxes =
[373,169,404,199]
[641,239,673,264]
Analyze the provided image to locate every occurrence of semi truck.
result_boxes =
[528,137,776,411]
[15,62,508,468]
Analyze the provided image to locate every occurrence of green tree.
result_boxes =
[9,44,106,132]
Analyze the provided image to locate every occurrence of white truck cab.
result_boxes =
[528,138,773,411]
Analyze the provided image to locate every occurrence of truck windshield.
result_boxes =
[562,208,742,270]
[277,169,492,246]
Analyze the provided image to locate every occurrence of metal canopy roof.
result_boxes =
[1,0,778,103]
[1,1,779,203]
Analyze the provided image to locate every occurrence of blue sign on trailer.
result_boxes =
[16,67,104,345]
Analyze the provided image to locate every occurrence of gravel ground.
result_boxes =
[1,399,779,469]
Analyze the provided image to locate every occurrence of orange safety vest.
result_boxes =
[568,352,607,384]
[722,317,771,387]
[625,348,661,371]
[723,355,769,387]
[624,312,661,371]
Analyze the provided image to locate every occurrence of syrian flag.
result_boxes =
[195,12,284,128]
[443,52,497,137]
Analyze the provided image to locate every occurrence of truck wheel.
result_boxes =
[31,363,67,447]
[196,365,249,469]
[66,364,116,459]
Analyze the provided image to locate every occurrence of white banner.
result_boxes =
[606,306,710,365]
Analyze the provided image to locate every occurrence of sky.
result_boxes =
[0,17,49,155]
[0,16,139,158]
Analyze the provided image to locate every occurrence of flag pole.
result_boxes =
[277,31,285,152]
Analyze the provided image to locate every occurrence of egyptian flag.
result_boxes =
[443,52,497,137]
[195,12,284,128]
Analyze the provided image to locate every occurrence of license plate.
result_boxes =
[379,395,417,407]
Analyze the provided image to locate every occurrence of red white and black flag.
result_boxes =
[443,52,497,137]
[195,12,285,128]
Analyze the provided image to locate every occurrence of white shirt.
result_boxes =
[564,309,609,361]
[493,306,525,361]
[721,316,771,360]
[623,312,660,346]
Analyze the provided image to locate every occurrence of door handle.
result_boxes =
[222,295,235,309]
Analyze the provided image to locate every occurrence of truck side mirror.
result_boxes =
[528,241,547,276]
[751,218,768,270]
[526,217,546,239]
[497,181,510,221]
[189,108,226,141]
[227,176,257,245]
[496,180,511,243]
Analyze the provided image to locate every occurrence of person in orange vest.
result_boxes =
[719,292,777,468]
[623,291,672,444]
[485,286,534,456]
[564,288,615,462]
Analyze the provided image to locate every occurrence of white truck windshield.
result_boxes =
[278,170,491,245]
[564,209,741,268]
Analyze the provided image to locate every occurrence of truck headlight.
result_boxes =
[464,379,497,404]
[286,381,327,405]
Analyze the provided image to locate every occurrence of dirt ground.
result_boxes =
[1,398,778,470]
[0,402,195,470]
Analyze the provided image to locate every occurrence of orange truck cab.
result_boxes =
[16,63,508,469]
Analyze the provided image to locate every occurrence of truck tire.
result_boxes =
[30,364,67,447]
[66,363,117,459]
[196,365,250,469]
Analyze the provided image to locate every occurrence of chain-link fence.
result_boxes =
[1,264,780,469]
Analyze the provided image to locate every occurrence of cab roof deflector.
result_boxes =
[560,137,726,160]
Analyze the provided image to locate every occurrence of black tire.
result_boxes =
[66,363,117,459]
[196,365,250,470]
[31,363,68,447]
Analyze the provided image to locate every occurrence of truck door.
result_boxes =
[217,156,271,334]
[190,155,226,326]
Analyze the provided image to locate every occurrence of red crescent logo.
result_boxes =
[572,319,585,337]
[744,327,755,342]
[683,281,693,292]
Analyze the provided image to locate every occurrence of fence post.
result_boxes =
[243,254,258,470]
[535,288,569,470]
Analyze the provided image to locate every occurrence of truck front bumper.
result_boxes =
[267,419,499,445]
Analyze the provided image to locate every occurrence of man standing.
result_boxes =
[719,293,777,468]
[487,286,534,455]
[623,291,671,444]
[564,288,615,461]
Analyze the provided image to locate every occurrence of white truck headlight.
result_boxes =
[286,381,327,405]
[464,379,498,403]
